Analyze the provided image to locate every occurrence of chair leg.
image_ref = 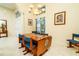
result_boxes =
[22,49,26,52]
[67,42,73,48]
[23,49,32,55]
[23,47,29,55]
[19,43,24,49]
[23,51,29,55]
[19,47,22,49]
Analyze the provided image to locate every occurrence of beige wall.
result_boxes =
[16,4,79,46]
[16,4,36,34]
[47,4,79,46]
[33,4,79,46]
[0,6,16,36]
[16,3,35,33]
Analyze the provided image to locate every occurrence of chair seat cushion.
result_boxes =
[67,39,79,44]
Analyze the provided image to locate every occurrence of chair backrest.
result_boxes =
[18,34,23,38]
[72,34,79,40]
[24,36,30,42]
[18,34,24,43]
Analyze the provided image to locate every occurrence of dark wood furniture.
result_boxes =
[0,20,8,38]
[67,34,79,53]
[32,31,48,35]
[22,36,36,55]
[18,34,24,49]
[24,33,52,56]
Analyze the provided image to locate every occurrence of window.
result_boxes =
[36,17,45,34]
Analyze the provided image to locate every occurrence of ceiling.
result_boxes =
[0,3,16,10]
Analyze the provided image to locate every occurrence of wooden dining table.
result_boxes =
[24,33,46,41]
[23,33,52,56]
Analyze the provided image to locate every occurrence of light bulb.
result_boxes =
[42,8,45,11]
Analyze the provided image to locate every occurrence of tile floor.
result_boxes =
[0,36,79,56]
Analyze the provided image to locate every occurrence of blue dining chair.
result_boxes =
[23,36,36,55]
[67,34,79,44]
[18,34,24,49]
[67,34,79,53]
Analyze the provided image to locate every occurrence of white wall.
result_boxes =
[0,6,16,37]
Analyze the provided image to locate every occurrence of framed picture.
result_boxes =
[28,19,33,26]
[54,11,66,25]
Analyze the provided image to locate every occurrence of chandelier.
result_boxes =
[28,4,46,15]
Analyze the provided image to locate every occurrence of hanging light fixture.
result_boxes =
[28,4,46,15]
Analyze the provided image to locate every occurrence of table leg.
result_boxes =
[67,42,73,48]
